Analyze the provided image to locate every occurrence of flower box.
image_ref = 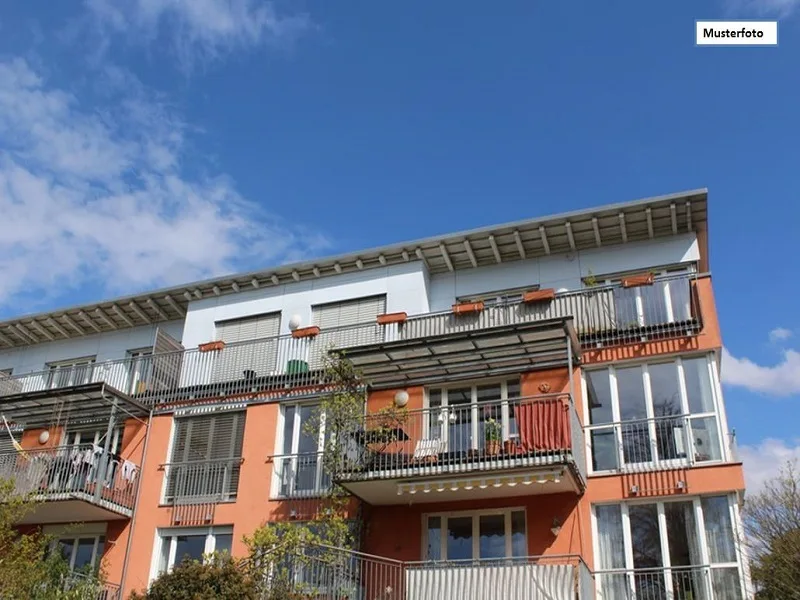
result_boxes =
[291,326,321,339]
[452,301,485,315]
[198,341,225,352]
[377,312,408,325]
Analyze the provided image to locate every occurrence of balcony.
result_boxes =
[334,395,586,505]
[160,457,242,525]
[267,543,593,600]
[0,273,703,406]
[595,565,744,599]
[64,573,121,600]
[0,444,139,523]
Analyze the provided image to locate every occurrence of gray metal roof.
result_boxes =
[0,188,708,348]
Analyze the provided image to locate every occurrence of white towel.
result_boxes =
[121,460,137,482]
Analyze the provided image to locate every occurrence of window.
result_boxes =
[587,266,695,328]
[127,348,153,394]
[312,295,386,330]
[274,403,331,498]
[46,357,95,389]
[44,525,107,574]
[593,496,744,600]
[213,312,282,380]
[457,286,538,307]
[426,380,520,453]
[154,526,233,577]
[166,411,246,502]
[424,509,526,561]
[585,356,724,472]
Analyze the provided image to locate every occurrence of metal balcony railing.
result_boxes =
[63,573,120,600]
[586,414,725,474]
[0,444,139,513]
[594,565,725,600]
[261,543,593,600]
[334,394,585,485]
[0,273,703,407]
[162,457,242,505]
[271,453,331,499]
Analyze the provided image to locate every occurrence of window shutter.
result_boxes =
[312,295,387,329]
[213,313,281,382]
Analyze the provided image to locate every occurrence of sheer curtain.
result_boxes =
[596,505,628,598]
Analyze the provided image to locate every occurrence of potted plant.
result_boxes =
[484,418,502,456]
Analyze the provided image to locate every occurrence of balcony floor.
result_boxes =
[17,494,132,524]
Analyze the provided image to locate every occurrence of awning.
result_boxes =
[0,382,150,429]
[340,318,580,389]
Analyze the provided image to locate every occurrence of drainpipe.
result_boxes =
[120,408,154,596]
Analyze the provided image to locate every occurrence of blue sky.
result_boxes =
[1,0,798,489]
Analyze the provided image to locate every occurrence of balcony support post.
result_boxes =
[94,391,118,503]
[567,334,575,404]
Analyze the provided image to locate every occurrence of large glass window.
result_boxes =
[425,509,526,561]
[585,356,725,472]
[155,526,233,578]
[275,403,330,498]
[593,496,744,600]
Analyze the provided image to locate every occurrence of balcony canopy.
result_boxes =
[340,318,580,389]
[0,382,150,429]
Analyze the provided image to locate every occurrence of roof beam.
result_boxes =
[439,243,454,271]
[488,235,502,264]
[183,291,193,302]
[686,201,692,232]
[378,254,387,266]
[94,308,117,330]
[111,304,135,328]
[212,285,221,296]
[0,331,15,347]
[231,282,240,293]
[163,295,186,317]
[312,266,321,277]
[46,318,71,339]
[28,321,55,341]
[592,217,602,247]
[513,230,526,259]
[128,301,151,324]
[291,271,300,281]
[271,274,281,284]
[619,213,628,243]
[401,250,410,262]
[147,299,169,321]
[79,311,102,333]
[646,207,654,239]
[415,247,430,269]
[539,226,550,255]
[355,259,364,270]
[250,278,260,289]
[565,222,576,251]
[670,203,678,234]
[463,239,478,268]
[14,324,38,344]
[193,289,202,299]
[61,314,86,336]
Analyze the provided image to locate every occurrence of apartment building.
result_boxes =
[0,189,749,599]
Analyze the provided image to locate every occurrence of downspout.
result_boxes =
[120,408,154,596]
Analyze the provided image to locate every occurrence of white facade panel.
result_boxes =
[180,262,429,348]
[428,233,699,312]
[0,321,183,376]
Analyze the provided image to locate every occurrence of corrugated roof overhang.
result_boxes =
[339,318,580,389]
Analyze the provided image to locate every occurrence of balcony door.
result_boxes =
[213,312,281,382]
[425,509,527,561]
[425,380,520,454]
[277,403,330,497]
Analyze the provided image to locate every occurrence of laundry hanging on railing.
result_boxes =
[121,460,137,483]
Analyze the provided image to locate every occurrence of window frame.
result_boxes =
[271,401,328,499]
[590,494,746,599]
[421,507,528,561]
[151,526,233,581]
[44,524,107,574]
[423,379,521,451]
[46,356,96,389]
[582,354,728,474]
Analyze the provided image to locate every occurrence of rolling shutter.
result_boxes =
[167,411,246,502]
[312,295,386,330]
[213,312,281,381]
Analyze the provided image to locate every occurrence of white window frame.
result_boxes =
[150,526,233,581]
[126,348,153,394]
[46,356,96,389]
[272,402,328,499]
[423,379,520,451]
[583,354,728,474]
[591,494,747,600]
[44,523,107,573]
[421,507,527,561]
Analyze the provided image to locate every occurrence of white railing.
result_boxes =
[271,453,331,499]
[0,274,702,408]
[0,444,139,513]
[595,565,717,600]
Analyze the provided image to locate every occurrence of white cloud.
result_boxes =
[724,0,800,17]
[769,327,793,343]
[739,438,800,493]
[721,347,800,397]
[83,0,310,68]
[0,57,327,313]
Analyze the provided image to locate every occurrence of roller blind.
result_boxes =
[216,313,281,343]
[312,295,386,329]
[167,411,246,501]
[213,313,281,381]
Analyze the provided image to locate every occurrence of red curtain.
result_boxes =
[513,398,570,451]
